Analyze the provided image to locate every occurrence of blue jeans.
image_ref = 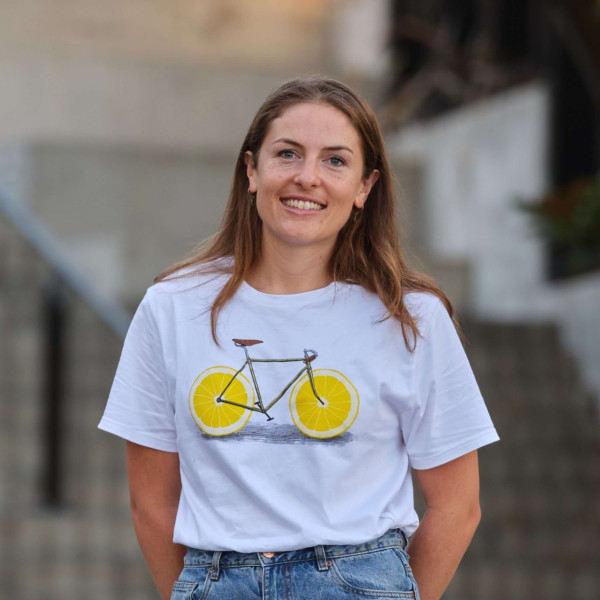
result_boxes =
[170,529,420,600]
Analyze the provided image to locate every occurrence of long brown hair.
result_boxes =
[155,75,457,349]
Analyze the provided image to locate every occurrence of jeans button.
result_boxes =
[262,552,275,558]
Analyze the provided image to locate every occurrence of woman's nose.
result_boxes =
[293,159,320,188]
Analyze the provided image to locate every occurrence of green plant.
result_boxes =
[518,177,600,244]
[517,176,600,278]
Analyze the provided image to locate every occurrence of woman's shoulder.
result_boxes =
[402,290,450,335]
[341,282,446,319]
[145,259,232,306]
[403,290,445,314]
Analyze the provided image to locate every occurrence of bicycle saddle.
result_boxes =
[232,338,263,347]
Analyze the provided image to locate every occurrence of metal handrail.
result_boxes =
[0,186,130,338]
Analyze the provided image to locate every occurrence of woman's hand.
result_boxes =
[126,441,187,600]
[408,450,482,600]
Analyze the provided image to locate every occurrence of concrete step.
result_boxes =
[447,563,599,600]
[446,322,600,600]
[0,511,155,600]
[0,220,153,600]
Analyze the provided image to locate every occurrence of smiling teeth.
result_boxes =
[281,199,324,210]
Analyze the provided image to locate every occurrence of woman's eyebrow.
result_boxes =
[272,138,302,148]
[325,145,354,154]
[272,138,354,154]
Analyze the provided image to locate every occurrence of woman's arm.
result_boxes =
[408,450,482,600]
[126,441,187,600]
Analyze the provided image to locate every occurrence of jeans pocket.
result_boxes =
[170,581,198,600]
[392,548,420,596]
[170,567,212,600]
[392,547,414,574]
[329,548,417,598]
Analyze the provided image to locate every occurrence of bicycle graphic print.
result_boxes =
[188,339,359,439]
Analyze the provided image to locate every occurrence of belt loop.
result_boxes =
[210,551,222,581]
[400,529,409,549]
[315,545,329,571]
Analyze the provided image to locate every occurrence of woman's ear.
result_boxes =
[245,151,257,194]
[354,169,380,209]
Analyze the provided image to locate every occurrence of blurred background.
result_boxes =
[0,0,598,598]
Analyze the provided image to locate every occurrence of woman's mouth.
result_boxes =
[280,198,325,211]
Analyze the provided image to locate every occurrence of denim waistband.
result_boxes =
[183,529,408,569]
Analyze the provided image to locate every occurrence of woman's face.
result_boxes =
[245,102,378,256]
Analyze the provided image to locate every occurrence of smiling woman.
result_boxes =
[244,102,379,282]
[98,76,499,600]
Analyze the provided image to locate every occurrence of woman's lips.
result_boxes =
[280,198,325,211]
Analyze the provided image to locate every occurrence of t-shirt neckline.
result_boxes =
[239,280,342,307]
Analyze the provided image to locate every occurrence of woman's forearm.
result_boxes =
[407,504,481,600]
[126,443,186,600]
[131,502,187,600]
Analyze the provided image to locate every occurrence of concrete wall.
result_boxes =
[0,0,330,69]
[0,57,294,152]
[30,145,235,302]
[0,0,335,149]
[0,145,35,207]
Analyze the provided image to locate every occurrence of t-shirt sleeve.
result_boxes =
[98,291,178,452]
[403,297,499,470]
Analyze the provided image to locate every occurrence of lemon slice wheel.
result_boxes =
[289,369,359,439]
[189,366,254,436]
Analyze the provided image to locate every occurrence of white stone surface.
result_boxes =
[553,272,600,414]
[389,82,551,317]
[329,0,391,81]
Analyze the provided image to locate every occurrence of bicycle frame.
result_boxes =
[216,343,325,421]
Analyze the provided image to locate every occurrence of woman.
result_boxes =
[99,76,498,600]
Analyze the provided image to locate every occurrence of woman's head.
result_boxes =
[244,101,379,257]
[225,75,397,276]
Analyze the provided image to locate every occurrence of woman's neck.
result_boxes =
[246,241,333,295]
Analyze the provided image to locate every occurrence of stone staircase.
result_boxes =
[444,322,600,600]
[0,214,157,600]
[1,213,599,599]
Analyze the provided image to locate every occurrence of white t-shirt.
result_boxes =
[99,269,499,552]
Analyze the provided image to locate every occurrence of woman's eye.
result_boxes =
[328,156,345,167]
[278,150,296,159]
